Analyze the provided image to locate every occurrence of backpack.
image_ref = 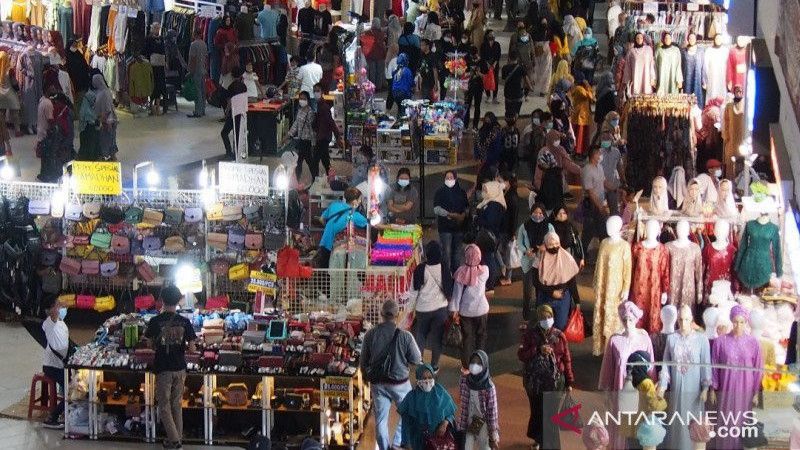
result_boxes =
[524,352,562,397]
[157,314,187,354]
[365,328,400,383]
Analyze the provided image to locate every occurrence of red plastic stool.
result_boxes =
[28,373,59,419]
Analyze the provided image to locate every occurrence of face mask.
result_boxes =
[417,379,435,392]
[532,118,541,125]
[299,99,308,107]
[445,179,456,188]
[58,307,68,321]
[540,318,554,329]
[314,91,322,99]
[552,140,561,147]
[545,122,553,130]
[714,169,722,178]
[546,247,559,254]
[601,140,612,149]
[468,363,483,375]
[398,179,410,187]
[531,215,544,223]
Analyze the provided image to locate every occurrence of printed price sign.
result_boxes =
[72,161,122,195]
[247,271,276,294]
[323,376,352,399]
[218,161,270,196]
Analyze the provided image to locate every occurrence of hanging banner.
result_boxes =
[218,162,270,196]
[72,161,123,195]
[247,271,277,294]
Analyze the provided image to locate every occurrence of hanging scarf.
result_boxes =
[668,166,687,209]
[398,364,457,429]
[466,350,493,390]
[476,180,507,210]
[453,244,487,286]
[538,231,579,285]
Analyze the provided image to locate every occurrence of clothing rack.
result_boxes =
[624,93,696,118]
[621,0,726,12]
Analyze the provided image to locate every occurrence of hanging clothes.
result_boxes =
[721,99,745,179]
[702,242,737,301]
[726,44,747,92]
[702,44,728,103]
[73,0,92,42]
[87,4,101,51]
[128,58,154,101]
[17,47,44,127]
[654,44,682,95]
[57,3,74,44]
[629,242,670,334]
[624,44,655,96]
[682,45,705,106]
[665,241,702,307]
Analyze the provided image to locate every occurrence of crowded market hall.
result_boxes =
[1,0,800,448]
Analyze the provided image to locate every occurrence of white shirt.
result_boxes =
[298,62,323,96]
[42,317,69,369]
[607,3,622,37]
[413,264,449,313]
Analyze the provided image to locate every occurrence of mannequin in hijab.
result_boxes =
[715,179,738,219]
[680,179,704,217]
[648,176,670,215]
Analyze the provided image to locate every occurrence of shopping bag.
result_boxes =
[564,307,585,343]
[557,392,584,431]
[507,238,522,269]
[482,67,496,92]
[444,320,462,347]
[182,77,197,101]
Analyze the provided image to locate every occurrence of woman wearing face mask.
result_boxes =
[480,30,501,104]
[41,294,71,429]
[598,132,624,214]
[518,304,574,450]
[411,242,454,372]
[516,203,549,321]
[475,112,503,169]
[434,170,469,269]
[534,231,579,330]
[466,1,486,51]
[534,130,580,211]
[281,91,315,181]
[391,53,414,116]
[531,18,553,97]
[475,180,507,288]
[397,364,456,450]
[450,244,490,372]
[458,350,500,450]
[388,167,418,224]
[594,110,625,150]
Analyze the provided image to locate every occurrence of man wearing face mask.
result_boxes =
[41,294,71,429]
[480,30,501,104]
[694,158,723,204]
[598,132,624,214]
[388,167,419,224]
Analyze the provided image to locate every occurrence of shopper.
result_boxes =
[516,202,548,322]
[144,286,198,450]
[534,130,580,211]
[522,110,549,172]
[65,39,91,113]
[450,244,490,372]
[220,66,248,161]
[464,47,488,128]
[599,131,624,214]
[37,83,74,182]
[388,167,419,224]
[480,30,501,104]
[498,171,518,285]
[500,115,520,172]
[535,231,579,330]
[398,364,457,450]
[592,71,616,134]
[398,22,420,73]
[434,170,469,270]
[41,294,69,429]
[317,187,369,268]
[213,15,238,80]
[466,1,486,49]
[186,29,208,118]
[475,111,503,172]
[458,350,500,450]
[416,39,439,101]
[501,51,530,118]
[282,90,315,180]
[549,205,585,268]
[144,22,167,116]
[390,53,414,116]
[311,83,342,181]
[91,74,117,161]
[421,11,443,41]
[76,83,98,160]
[581,146,610,257]
[361,18,387,91]
[385,43,399,107]
[518,304,574,450]
[361,299,422,450]
[351,144,388,187]
[569,75,595,156]
[411,241,453,372]
[297,56,323,104]
[509,22,535,98]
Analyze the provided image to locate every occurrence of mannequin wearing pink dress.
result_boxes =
[623,32,655,96]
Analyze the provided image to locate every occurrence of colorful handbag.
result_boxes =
[28,199,50,216]
[206,203,224,221]
[100,261,119,277]
[100,206,124,224]
[184,207,203,223]
[222,205,243,222]
[244,232,263,250]
[164,207,184,226]
[207,232,228,251]
[228,263,249,281]
[163,236,185,253]
[205,295,230,309]
[82,202,101,219]
[136,261,156,282]
[59,257,82,275]
[243,204,261,221]
[111,235,130,254]
[76,294,96,309]
[134,294,156,310]
[94,295,116,312]
[65,203,83,221]
[142,208,164,226]
[124,206,144,224]
[228,227,245,251]
[90,228,112,249]
[81,259,100,275]
[58,293,76,308]
[143,236,162,252]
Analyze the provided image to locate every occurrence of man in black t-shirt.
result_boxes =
[145,286,197,450]
[416,39,440,101]
[220,66,249,160]
[501,50,531,117]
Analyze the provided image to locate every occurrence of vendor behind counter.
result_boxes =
[315,187,369,268]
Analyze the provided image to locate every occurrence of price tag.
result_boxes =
[71,161,122,195]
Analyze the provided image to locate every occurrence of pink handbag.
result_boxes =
[134,294,156,310]
[59,257,82,276]
[76,294,96,309]
[81,259,100,275]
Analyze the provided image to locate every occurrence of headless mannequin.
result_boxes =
[673,220,691,248]
[711,219,730,251]
[759,214,776,288]
[641,219,669,305]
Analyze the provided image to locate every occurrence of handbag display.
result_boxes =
[210,258,231,276]
[76,294,96,309]
[65,203,83,221]
[81,259,100,275]
[164,207,183,226]
[111,235,130,254]
[136,261,156,282]
[205,295,230,309]
[41,269,62,294]
[82,202,101,219]
[142,236,162,252]
[125,206,144,224]
[142,208,164,226]
[134,294,156,310]
[564,307,585,343]
[94,295,116,312]
[100,261,119,277]
[59,256,82,275]
[244,232,263,250]
[90,228,112,249]
[228,263,249,281]
[243,204,261,222]
[58,294,76,308]
[207,232,228,251]
[228,227,245,251]
[222,205,243,221]
[100,205,124,224]
[206,203,224,221]
[184,207,203,223]
[163,236,186,253]
[28,199,50,216]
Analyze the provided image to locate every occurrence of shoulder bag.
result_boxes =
[365,328,400,383]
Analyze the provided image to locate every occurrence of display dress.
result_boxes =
[711,332,763,450]
[598,330,654,450]
[726,44,748,92]
[629,242,670,334]
[592,239,633,355]
[658,331,712,450]
[682,45,705,106]
[654,44,682,95]
[722,99,745,179]
[703,44,729,102]
[17,48,44,128]
[734,220,782,289]
[702,242,736,300]
[623,44,655,96]
[665,241,703,307]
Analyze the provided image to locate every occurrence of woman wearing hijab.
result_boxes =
[434,170,469,269]
[398,22,420,73]
[92,74,117,161]
[593,110,624,149]
[534,130,580,211]
[412,241,454,372]
[569,75,595,156]
[562,15,583,55]
[458,350,500,450]
[450,244,490,371]
[76,79,98,160]
[532,18,553,96]
[466,0,486,50]
[386,14,403,50]
[592,71,617,134]
[475,180,507,288]
[37,82,74,182]
[516,203,549,321]
[535,231,579,330]
[390,53,414,116]
[550,205,584,268]
[518,304,574,450]
[549,59,574,97]
[398,364,457,450]
[65,40,91,107]
[475,112,503,170]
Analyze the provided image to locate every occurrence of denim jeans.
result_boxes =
[42,365,64,421]
[414,307,448,368]
[439,231,463,271]
[371,381,412,450]
[192,71,205,116]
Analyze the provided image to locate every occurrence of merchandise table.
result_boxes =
[248,100,292,157]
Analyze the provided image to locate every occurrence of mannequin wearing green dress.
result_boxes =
[655,32,683,95]
[734,216,782,289]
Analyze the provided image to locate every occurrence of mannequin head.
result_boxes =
[661,305,677,334]
[702,307,720,339]
[719,179,733,202]
[618,301,644,332]
[749,308,765,338]
[730,305,750,336]
[713,33,723,47]
[713,220,730,245]
[687,33,697,47]
[662,32,672,47]
[736,35,749,48]
[645,219,660,243]
[606,215,623,239]
[677,305,693,335]
[687,180,700,202]
[650,176,669,214]
[676,220,690,242]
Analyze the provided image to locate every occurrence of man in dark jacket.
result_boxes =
[311,83,343,180]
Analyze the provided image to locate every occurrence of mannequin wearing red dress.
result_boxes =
[630,220,670,334]
[703,219,737,301]
[726,36,749,93]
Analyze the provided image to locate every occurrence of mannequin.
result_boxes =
[654,32,682,95]
[666,220,703,307]
[682,33,705,107]
[647,176,669,216]
[680,179,703,217]
[593,216,633,356]
[658,305,711,450]
[598,301,654,449]
[734,213,781,290]
[257,3,279,41]
[649,304,676,365]
[630,219,669,333]
[710,305,763,450]
[624,32,655,96]
[727,36,749,93]
[749,308,777,371]
[702,33,729,103]
[722,85,746,178]
[715,179,738,219]
[703,220,737,301]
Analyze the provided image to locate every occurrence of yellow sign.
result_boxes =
[322,376,351,399]
[72,161,122,195]
[247,271,277,295]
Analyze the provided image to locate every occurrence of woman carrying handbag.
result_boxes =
[458,350,500,450]
[398,364,457,450]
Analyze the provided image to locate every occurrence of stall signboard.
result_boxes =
[323,376,351,399]
[72,161,123,195]
[247,271,276,295]
[218,162,270,196]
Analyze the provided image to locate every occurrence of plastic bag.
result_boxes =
[508,239,522,269]
[182,77,197,101]
[564,307,585,343]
